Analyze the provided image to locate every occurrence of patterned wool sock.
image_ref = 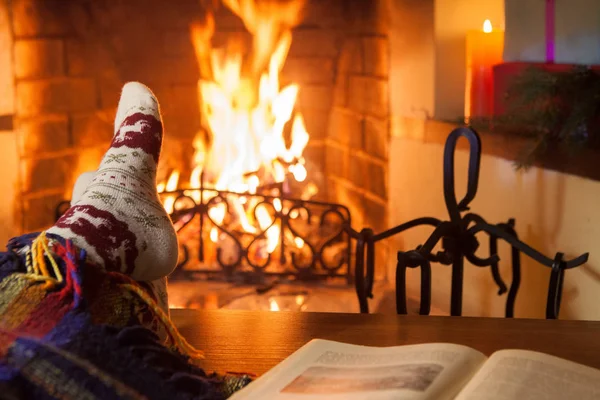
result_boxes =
[48,82,178,282]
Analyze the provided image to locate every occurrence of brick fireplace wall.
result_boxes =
[323,0,390,235]
[7,0,201,232]
[5,0,391,251]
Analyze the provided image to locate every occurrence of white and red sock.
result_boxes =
[49,82,178,283]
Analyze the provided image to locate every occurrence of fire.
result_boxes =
[269,298,280,312]
[190,0,309,194]
[161,171,180,214]
[158,0,313,258]
[483,19,492,33]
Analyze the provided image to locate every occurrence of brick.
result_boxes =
[159,136,194,177]
[14,39,65,79]
[296,143,327,201]
[11,0,72,38]
[0,2,14,115]
[301,109,328,140]
[162,30,195,58]
[288,29,339,58]
[348,76,389,118]
[73,147,106,179]
[160,84,200,120]
[374,243,389,280]
[363,37,389,78]
[23,193,66,231]
[327,108,362,148]
[332,75,348,108]
[325,144,347,179]
[347,0,389,35]
[149,0,199,29]
[163,113,200,140]
[362,195,387,233]
[16,78,97,117]
[160,85,201,139]
[364,116,389,160]
[303,143,325,171]
[17,115,69,155]
[297,85,333,111]
[301,0,348,29]
[364,79,389,119]
[65,39,88,77]
[0,115,12,130]
[348,155,367,189]
[333,182,365,229]
[72,111,114,148]
[337,39,363,75]
[366,161,387,200]
[282,58,334,85]
[348,76,366,115]
[123,57,199,85]
[98,77,122,110]
[21,154,75,193]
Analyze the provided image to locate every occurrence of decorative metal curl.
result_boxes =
[55,173,352,284]
[167,187,352,282]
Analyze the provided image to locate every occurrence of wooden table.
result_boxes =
[171,309,600,376]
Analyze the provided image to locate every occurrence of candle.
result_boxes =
[465,20,505,120]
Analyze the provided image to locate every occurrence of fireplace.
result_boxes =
[1,0,392,312]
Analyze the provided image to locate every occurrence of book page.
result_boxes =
[456,349,600,400]
[230,340,487,400]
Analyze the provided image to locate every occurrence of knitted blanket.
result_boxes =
[0,233,250,399]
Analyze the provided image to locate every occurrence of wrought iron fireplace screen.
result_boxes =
[56,182,353,284]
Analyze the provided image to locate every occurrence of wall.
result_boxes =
[0,0,17,249]
[505,0,600,64]
[434,0,504,120]
[6,0,202,232]
[0,133,18,249]
[387,0,599,319]
[325,0,389,234]
[388,0,435,121]
[388,132,600,320]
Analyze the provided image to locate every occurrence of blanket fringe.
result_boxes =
[22,231,205,360]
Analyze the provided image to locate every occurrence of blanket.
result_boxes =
[0,232,250,399]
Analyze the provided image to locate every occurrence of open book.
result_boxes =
[229,339,600,399]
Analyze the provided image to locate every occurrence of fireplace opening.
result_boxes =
[9,0,391,313]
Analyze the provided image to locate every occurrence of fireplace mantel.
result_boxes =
[393,117,600,183]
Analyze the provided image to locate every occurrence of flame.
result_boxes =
[256,204,279,253]
[483,19,492,33]
[159,171,180,214]
[190,0,310,192]
[157,0,313,259]
[269,298,280,311]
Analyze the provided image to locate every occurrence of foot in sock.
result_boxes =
[48,82,178,282]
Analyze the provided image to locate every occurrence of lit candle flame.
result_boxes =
[483,19,492,33]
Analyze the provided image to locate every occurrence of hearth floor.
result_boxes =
[167,280,445,315]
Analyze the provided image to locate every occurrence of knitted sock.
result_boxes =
[48,82,178,282]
